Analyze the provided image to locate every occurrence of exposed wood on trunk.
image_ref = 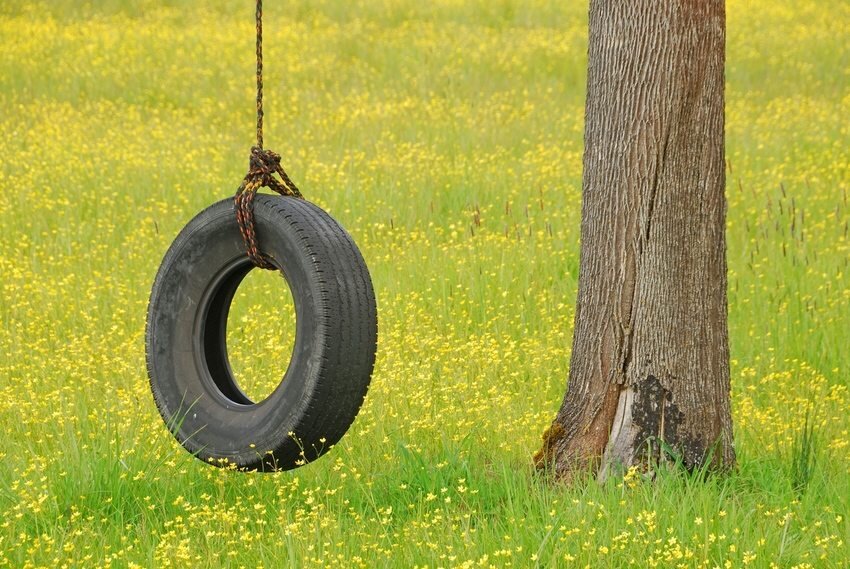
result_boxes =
[538,0,736,479]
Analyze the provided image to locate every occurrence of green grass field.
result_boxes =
[1,1,849,566]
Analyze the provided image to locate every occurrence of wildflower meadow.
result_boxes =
[0,0,848,567]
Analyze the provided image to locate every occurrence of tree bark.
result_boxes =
[535,0,735,479]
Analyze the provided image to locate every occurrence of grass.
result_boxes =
[1,0,849,567]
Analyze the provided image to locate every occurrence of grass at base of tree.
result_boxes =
[0,0,848,566]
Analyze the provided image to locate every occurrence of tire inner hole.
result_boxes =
[225,267,297,404]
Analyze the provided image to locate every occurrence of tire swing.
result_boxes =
[145,1,377,472]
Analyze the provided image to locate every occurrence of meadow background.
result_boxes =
[1,0,849,567]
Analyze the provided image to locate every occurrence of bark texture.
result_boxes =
[536,0,735,478]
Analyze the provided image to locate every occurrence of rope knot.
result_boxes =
[235,146,304,270]
[249,146,281,182]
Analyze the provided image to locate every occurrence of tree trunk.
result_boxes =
[535,0,735,479]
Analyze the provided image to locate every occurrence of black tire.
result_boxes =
[145,195,377,471]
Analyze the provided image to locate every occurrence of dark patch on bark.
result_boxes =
[633,376,669,445]
[631,375,719,471]
[631,375,681,466]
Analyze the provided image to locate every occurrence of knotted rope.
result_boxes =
[235,147,302,269]
[235,0,303,270]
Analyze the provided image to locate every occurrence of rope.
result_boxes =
[235,0,303,270]
[255,0,263,150]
